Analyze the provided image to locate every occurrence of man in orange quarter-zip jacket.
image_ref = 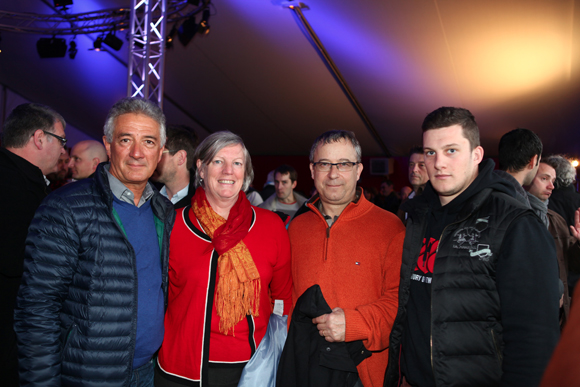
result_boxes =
[288,130,405,387]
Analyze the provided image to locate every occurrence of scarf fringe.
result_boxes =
[215,273,261,336]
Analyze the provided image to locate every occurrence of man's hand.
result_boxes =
[570,208,580,241]
[312,307,346,342]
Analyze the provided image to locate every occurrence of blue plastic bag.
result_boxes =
[238,314,288,387]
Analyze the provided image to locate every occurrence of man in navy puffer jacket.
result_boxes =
[14,97,175,387]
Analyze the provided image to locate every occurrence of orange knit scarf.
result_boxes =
[192,187,261,335]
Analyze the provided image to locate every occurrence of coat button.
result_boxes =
[326,347,331,351]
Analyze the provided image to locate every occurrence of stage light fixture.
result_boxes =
[93,36,103,51]
[37,37,67,58]
[103,32,123,51]
[69,40,77,59]
[187,0,201,5]
[166,25,177,49]
[178,17,198,46]
[54,0,73,8]
[199,9,211,36]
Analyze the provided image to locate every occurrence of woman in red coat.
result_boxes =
[155,131,292,387]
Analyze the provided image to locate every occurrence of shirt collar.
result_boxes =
[316,187,362,227]
[105,164,154,207]
[160,184,189,205]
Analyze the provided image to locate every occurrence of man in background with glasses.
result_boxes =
[285,130,405,387]
[0,103,66,387]
[151,125,198,209]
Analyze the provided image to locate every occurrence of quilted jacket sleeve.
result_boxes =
[14,194,80,387]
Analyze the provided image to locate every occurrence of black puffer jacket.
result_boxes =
[385,160,560,387]
[14,163,175,387]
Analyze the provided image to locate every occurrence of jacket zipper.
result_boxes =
[491,329,502,362]
[325,226,330,261]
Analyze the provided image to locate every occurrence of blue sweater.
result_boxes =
[113,197,164,369]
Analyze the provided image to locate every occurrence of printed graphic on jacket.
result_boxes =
[411,237,439,284]
[452,217,493,261]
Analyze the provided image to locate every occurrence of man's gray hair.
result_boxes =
[194,131,254,192]
[103,97,166,146]
[543,155,577,189]
[309,130,362,162]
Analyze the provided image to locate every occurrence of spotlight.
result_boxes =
[177,17,198,46]
[53,0,73,8]
[166,25,177,49]
[103,32,123,51]
[199,9,210,36]
[68,40,77,59]
[37,37,67,58]
[93,36,103,51]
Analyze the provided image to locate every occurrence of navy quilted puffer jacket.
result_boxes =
[14,163,175,387]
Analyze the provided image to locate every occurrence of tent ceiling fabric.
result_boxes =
[1,0,580,157]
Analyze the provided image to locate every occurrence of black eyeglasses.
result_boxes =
[162,149,178,154]
[43,130,67,147]
[312,161,359,172]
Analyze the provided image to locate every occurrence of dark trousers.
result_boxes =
[155,363,244,387]
[0,274,21,387]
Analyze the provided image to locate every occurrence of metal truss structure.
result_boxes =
[127,0,166,107]
[0,1,205,35]
[0,1,210,107]
[0,7,131,35]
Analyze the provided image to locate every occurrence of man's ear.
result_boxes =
[473,146,484,165]
[529,154,539,169]
[177,150,187,166]
[32,129,44,150]
[102,136,111,158]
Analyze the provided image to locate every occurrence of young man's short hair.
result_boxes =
[421,107,480,150]
[165,125,198,170]
[498,128,542,172]
[275,164,298,183]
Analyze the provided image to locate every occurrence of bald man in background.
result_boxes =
[69,139,108,180]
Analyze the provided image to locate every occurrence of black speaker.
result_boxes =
[104,33,123,51]
[54,0,73,7]
[36,38,67,58]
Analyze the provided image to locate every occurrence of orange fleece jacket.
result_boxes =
[289,194,405,387]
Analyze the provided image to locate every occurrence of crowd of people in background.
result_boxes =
[2,99,580,387]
